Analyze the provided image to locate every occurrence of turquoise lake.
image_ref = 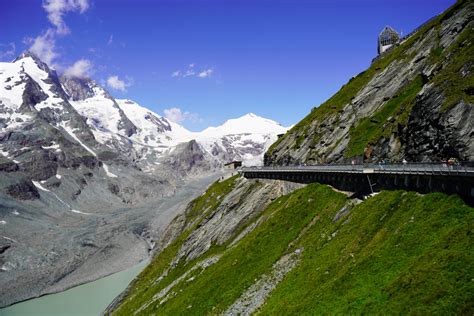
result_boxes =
[0,260,147,316]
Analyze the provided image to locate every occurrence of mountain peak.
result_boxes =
[13,51,38,61]
[13,51,50,70]
[243,112,257,118]
[200,112,287,137]
[13,50,46,65]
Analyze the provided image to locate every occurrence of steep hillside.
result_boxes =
[265,0,473,165]
[109,176,473,315]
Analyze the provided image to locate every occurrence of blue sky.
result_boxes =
[1,0,454,131]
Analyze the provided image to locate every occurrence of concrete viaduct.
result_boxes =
[240,163,474,205]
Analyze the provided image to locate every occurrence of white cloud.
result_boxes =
[164,107,201,124]
[184,68,196,77]
[107,35,113,45]
[0,42,16,60]
[171,64,214,79]
[27,0,90,66]
[198,69,213,78]
[43,0,90,35]
[28,29,58,65]
[106,75,132,92]
[63,59,93,78]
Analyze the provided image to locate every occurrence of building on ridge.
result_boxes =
[378,26,400,55]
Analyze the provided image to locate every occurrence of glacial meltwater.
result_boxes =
[0,260,147,316]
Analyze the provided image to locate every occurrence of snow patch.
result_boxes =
[33,180,78,212]
[69,84,124,136]
[42,143,61,151]
[60,121,97,157]
[116,98,193,148]
[0,149,19,163]
[32,181,50,192]
[20,57,64,110]
[2,236,17,243]
[71,209,92,215]
[103,164,118,178]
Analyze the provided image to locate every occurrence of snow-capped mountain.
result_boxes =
[0,51,289,307]
[116,99,192,158]
[1,51,289,183]
[0,52,174,205]
[0,53,183,307]
[62,82,289,172]
[195,113,288,166]
[199,113,287,136]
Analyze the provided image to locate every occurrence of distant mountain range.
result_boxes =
[0,51,288,307]
[0,51,289,184]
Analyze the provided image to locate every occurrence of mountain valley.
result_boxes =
[0,52,287,307]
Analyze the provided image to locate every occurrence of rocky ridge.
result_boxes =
[265,0,473,165]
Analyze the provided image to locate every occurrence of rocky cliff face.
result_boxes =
[265,0,473,165]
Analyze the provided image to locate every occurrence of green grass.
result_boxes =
[266,15,434,158]
[112,2,473,314]
[345,75,424,157]
[115,182,474,315]
[111,228,191,316]
[112,168,474,315]
[151,184,346,315]
[260,191,474,315]
[112,175,240,316]
[114,183,347,315]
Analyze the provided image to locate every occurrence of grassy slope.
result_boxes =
[111,175,240,315]
[150,184,346,315]
[113,177,473,315]
[260,191,473,314]
[267,0,471,159]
